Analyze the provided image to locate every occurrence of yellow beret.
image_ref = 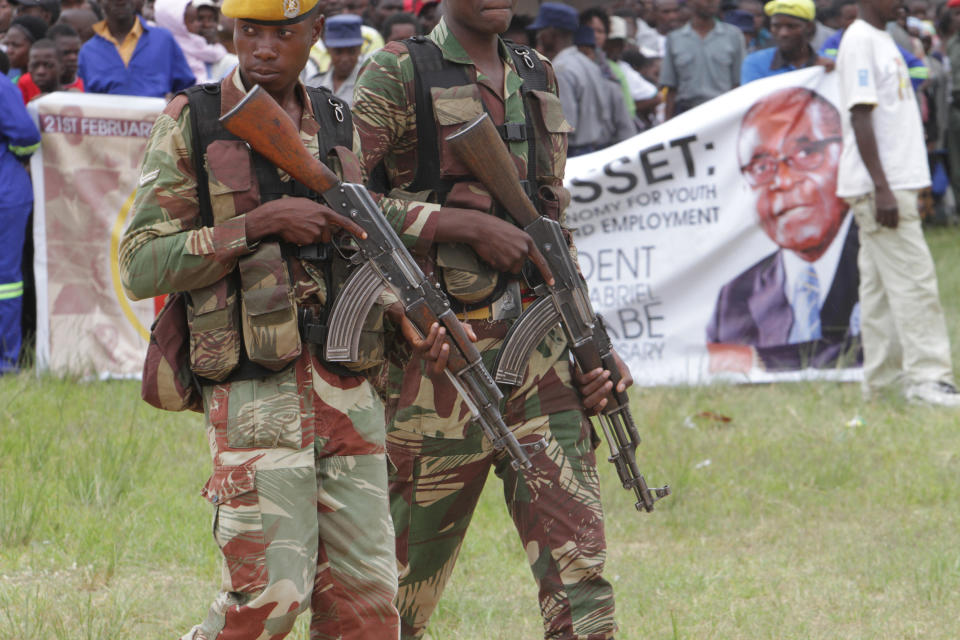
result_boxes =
[764,0,816,22]
[221,0,320,22]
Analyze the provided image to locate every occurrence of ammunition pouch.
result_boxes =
[186,276,242,381]
[238,242,302,371]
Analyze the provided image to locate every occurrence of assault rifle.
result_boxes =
[446,113,670,512]
[220,85,545,470]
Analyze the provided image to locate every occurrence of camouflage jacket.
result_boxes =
[120,68,393,384]
[120,67,362,306]
[354,21,589,440]
[352,18,576,260]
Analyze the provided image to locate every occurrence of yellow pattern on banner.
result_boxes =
[110,189,150,341]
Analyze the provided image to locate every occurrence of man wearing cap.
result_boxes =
[659,0,746,118]
[352,0,629,637]
[77,0,195,96]
[11,0,59,26]
[307,0,383,78]
[307,13,364,106]
[535,2,612,155]
[606,15,658,128]
[740,0,825,84]
[120,0,439,635]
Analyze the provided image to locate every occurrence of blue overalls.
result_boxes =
[0,79,41,372]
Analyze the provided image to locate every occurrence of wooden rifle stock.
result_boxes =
[444,114,540,227]
[446,113,620,411]
[220,84,340,194]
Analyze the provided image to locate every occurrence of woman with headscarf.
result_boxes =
[153,0,234,83]
[2,14,47,83]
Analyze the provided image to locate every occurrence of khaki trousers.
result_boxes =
[846,189,955,393]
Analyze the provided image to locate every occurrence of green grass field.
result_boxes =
[2,228,960,639]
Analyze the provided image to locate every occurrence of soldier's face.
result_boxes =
[445,0,518,35]
[236,14,324,95]
[739,90,846,261]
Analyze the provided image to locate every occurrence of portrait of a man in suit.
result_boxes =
[707,87,862,373]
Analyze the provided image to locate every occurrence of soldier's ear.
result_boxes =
[311,14,325,45]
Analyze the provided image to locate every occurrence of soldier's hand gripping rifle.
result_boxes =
[446,113,670,512]
[220,85,545,470]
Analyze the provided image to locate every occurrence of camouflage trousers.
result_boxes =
[181,350,400,640]
[383,324,617,640]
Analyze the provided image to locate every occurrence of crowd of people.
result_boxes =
[2,0,960,370]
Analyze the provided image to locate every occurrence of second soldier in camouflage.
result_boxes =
[352,0,634,638]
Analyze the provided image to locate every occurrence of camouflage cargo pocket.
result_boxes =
[431,84,484,178]
[141,292,202,412]
[239,242,302,371]
[202,465,268,593]
[527,90,573,181]
[187,277,241,381]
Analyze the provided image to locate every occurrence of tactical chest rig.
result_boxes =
[385,36,550,315]
[183,82,360,381]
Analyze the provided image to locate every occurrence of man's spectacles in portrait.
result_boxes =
[740,136,842,187]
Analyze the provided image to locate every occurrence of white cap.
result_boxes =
[609,15,628,40]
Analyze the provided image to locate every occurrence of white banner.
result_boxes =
[565,68,863,386]
[29,92,164,378]
[25,68,862,386]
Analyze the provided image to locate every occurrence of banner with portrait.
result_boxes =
[29,92,164,378]
[564,67,863,386]
[26,68,861,386]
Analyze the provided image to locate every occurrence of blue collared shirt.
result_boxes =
[741,45,817,85]
[78,17,195,97]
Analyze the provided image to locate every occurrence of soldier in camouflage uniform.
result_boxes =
[352,1,633,638]
[119,0,431,637]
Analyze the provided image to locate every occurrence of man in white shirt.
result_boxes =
[836,0,960,406]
